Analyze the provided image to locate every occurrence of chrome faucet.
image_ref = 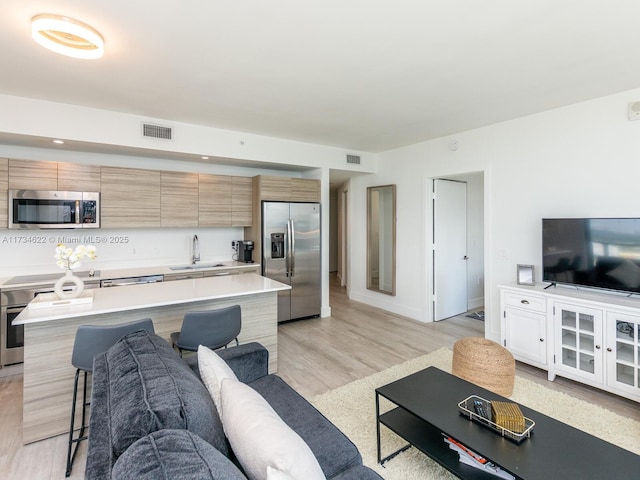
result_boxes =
[192,234,200,264]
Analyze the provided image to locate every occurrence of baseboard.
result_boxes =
[467,297,484,310]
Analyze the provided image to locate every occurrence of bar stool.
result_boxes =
[65,318,155,477]
[170,305,241,357]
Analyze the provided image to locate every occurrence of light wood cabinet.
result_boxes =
[3,159,259,229]
[57,162,101,191]
[255,175,320,202]
[232,176,253,226]
[8,159,58,190]
[258,175,293,201]
[199,174,232,227]
[291,178,321,202]
[0,158,7,228]
[161,171,199,227]
[101,166,161,228]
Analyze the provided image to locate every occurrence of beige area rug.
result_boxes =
[310,348,640,480]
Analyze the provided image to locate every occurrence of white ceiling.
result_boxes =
[1,1,640,154]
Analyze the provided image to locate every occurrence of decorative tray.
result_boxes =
[28,290,94,309]
[458,395,535,443]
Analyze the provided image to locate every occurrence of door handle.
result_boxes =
[290,219,295,277]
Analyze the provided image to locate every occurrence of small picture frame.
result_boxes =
[517,264,535,285]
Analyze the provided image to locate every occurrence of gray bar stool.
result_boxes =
[170,305,241,357]
[65,318,155,477]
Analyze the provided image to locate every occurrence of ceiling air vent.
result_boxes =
[346,154,361,165]
[142,123,172,140]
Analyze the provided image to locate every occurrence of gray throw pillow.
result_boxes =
[112,430,246,480]
[104,330,228,459]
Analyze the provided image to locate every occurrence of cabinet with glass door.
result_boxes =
[553,302,604,384]
[606,311,640,400]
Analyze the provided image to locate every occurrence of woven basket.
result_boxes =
[452,337,515,396]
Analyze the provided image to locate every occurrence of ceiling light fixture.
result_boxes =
[201,156,209,160]
[53,139,65,144]
[31,14,104,59]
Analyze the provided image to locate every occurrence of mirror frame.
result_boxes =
[366,184,396,296]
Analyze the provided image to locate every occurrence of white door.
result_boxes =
[433,179,468,321]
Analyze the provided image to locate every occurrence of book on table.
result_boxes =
[443,435,515,480]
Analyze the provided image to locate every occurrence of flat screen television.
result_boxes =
[542,218,640,294]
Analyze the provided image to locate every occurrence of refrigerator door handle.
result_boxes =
[285,219,291,277]
[290,219,295,277]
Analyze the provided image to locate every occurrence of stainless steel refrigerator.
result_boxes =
[262,201,321,322]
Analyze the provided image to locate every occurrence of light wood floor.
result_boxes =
[1,274,637,479]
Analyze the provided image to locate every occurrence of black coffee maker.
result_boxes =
[238,240,254,263]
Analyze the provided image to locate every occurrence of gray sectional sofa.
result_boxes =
[85,330,383,479]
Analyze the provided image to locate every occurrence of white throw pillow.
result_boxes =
[220,378,326,480]
[197,345,238,418]
[266,466,295,480]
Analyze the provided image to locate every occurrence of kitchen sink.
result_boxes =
[169,263,227,271]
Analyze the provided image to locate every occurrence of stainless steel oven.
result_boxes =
[0,281,100,367]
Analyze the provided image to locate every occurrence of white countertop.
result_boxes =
[14,273,289,325]
[0,261,260,290]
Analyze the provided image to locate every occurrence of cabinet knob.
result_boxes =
[520,299,529,304]
[595,345,601,349]
[539,338,544,342]
[606,347,612,352]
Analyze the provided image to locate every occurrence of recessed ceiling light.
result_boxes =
[201,156,209,160]
[31,14,104,59]
[53,139,64,144]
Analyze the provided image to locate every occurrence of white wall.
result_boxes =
[348,87,640,341]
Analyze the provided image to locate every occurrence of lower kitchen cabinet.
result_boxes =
[500,284,640,402]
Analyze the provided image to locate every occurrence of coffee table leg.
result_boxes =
[376,391,412,466]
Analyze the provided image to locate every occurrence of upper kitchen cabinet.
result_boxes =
[0,158,7,228]
[199,174,232,227]
[255,175,320,202]
[57,162,101,192]
[8,159,58,190]
[101,166,161,227]
[161,171,199,227]
[291,178,320,202]
[232,176,253,226]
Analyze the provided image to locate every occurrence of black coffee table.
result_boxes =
[375,367,640,479]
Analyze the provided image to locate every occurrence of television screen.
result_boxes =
[542,218,640,294]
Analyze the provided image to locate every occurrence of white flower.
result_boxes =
[54,243,97,270]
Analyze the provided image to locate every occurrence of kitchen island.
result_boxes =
[14,273,290,444]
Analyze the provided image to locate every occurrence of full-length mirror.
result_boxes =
[367,184,396,295]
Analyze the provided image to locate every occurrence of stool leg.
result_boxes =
[65,369,80,477]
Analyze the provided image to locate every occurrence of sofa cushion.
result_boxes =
[112,429,246,480]
[198,345,238,417]
[249,375,362,479]
[104,330,228,459]
[220,378,325,480]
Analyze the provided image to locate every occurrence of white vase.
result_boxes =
[54,269,85,299]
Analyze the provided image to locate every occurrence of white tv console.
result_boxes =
[499,283,640,402]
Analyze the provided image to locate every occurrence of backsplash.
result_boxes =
[0,227,244,277]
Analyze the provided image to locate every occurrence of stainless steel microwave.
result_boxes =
[9,190,100,229]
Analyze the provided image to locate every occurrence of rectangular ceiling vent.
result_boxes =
[346,154,361,165]
[142,123,173,140]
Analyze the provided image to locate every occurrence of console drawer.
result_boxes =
[503,291,546,313]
